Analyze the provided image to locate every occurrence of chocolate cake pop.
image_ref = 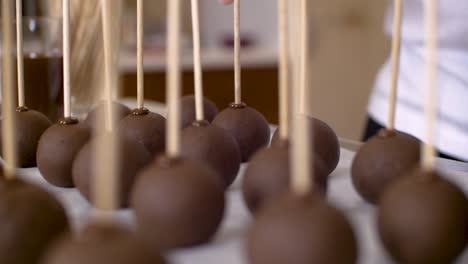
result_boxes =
[132,1,225,251]
[378,168,468,263]
[272,116,340,175]
[42,223,165,264]
[181,95,219,128]
[212,0,270,162]
[179,1,240,188]
[351,129,420,204]
[118,108,166,155]
[37,118,90,187]
[72,135,151,208]
[242,142,328,214]
[0,107,52,167]
[248,193,358,264]
[213,103,270,162]
[84,102,131,129]
[131,156,225,251]
[181,120,240,188]
[0,179,69,264]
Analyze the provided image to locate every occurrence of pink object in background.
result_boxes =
[219,0,233,5]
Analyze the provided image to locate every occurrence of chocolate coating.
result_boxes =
[212,103,270,162]
[181,95,219,128]
[72,135,151,208]
[248,193,358,264]
[181,121,241,188]
[0,180,69,264]
[242,143,329,214]
[37,119,90,187]
[118,109,166,155]
[43,223,165,264]
[378,168,468,264]
[84,102,131,130]
[131,156,225,251]
[0,107,52,167]
[272,116,340,175]
[352,129,420,204]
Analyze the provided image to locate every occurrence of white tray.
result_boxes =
[15,99,468,264]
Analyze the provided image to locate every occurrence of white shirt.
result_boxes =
[368,0,468,161]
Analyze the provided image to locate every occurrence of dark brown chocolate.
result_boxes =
[378,168,468,264]
[351,129,420,204]
[212,103,270,162]
[131,156,225,251]
[181,95,219,128]
[181,121,241,188]
[242,143,328,214]
[0,180,69,264]
[118,109,166,155]
[0,107,52,168]
[248,193,358,264]
[272,116,340,175]
[84,102,131,130]
[37,119,90,188]
[43,223,165,264]
[72,135,151,208]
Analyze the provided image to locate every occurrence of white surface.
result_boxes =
[16,99,468,264]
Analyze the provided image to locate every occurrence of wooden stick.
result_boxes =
[2,0,17,178]
[63,0,72,118]
[291,0,312,195]
[136,0,144,109]
[94,0,118,211]
[387,0,403,130]
[191,0,205,121]
[278,0,289,140]
[422,0,437,171]
[166,0,182,157]
[16,0,25,108]
[233,0,241,104]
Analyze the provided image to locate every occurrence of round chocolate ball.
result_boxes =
[72,135,151,208]
[272,117,340,175]
[37,118,90,188]
[242,142,329,214]
[131,156,225,251]
[0,107,52,168]
[248,193,358,264]
[181,120,241,188]
[84,102,131,130]
[43,223,165,264]
[0,180,69,264]
[378,168,468,264]
[212,103,270,162]
[181,95,219,128]
[118,108,166,155]
[351,129,420,204]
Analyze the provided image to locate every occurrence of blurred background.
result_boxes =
[14,0,390,141]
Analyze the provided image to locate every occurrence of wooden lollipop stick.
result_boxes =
[136,0,144,109]
[422,0,437,171]
[2,0,17,178]
[63,0,72,118]
[233,0,241,104]
[278,0,289,140]
[166,0,182,157]
[191,0,205,121]
[16,0,25,108]
[291,0,312,195]
[94,0,118,211]
[387,0,403,130]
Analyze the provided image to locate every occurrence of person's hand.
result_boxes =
[219,0,233,5]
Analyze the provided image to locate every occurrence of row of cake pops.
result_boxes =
[247,1,468,263]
